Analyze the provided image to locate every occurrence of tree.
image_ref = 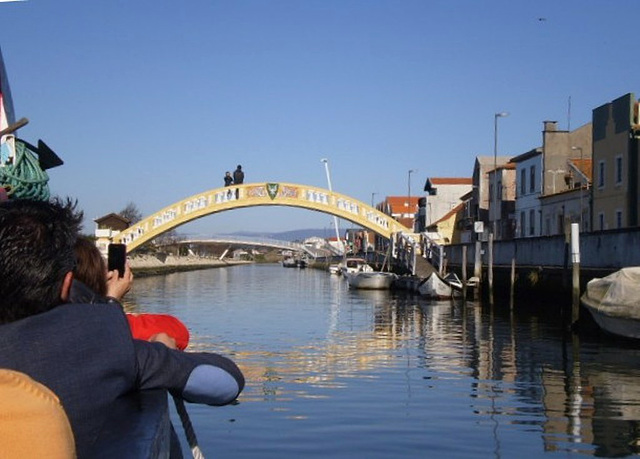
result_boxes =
[119,201,143,224]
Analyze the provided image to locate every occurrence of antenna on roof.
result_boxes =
[567,95,572,131]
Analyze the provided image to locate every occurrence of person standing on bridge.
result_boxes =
[233,165,244,184]
[224,171,234,198]
[233,165,244,199]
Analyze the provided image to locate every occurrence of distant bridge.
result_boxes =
[114,182,413,252]
[162,236,338,257]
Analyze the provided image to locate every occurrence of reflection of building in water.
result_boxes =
[130,273,640,455]
[540,366,594,453]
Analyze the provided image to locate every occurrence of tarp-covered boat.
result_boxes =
[581,267,640,339]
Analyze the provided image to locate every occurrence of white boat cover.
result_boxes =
[581,267,640,320]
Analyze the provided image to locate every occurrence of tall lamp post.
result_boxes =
[408,169,415,230]
[493,112,509,236]
[571,146,584,230]
[371,192,377,208]
[321,158,343,254]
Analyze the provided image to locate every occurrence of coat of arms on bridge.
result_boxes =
[266,183,279,200]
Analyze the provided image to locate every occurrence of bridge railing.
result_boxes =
[391,232,420,275]
[419,233,445,275]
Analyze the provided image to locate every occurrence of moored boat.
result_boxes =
[282,257,297,268]
[581,267,640,339]
[346,271,397,290]
[418,272,453,299]
[443,272,479,299]
[339,257,372,276]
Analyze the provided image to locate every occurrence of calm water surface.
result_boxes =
[126,264,640,458]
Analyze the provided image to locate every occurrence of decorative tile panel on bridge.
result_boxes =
[114,182,413,252]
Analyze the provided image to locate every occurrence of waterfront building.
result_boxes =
[467,156,511,241]
[487,162,516,240]
[417,177,472,233]
[425,202,465,244]
[344,228,375,253]
[592,93,640,231]
[94,213,131,255]
[512,148,543,238]
[377,196,421,230]
[511,121,592,238]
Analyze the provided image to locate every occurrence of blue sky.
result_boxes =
[1,1,637,235]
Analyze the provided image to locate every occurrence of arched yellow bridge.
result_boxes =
[114,182,413,252]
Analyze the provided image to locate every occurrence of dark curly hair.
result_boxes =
[0,198,83,324]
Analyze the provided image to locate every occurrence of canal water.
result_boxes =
[126,264,640,458]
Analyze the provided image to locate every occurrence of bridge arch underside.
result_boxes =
[114,183,412,253]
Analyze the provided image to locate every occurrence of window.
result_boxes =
[520,211,525,237]
[598,161,605,188]
[520,169,526,196]
[616,210,623,228]
[598,212,605,231]
[529,209,535,236]
[530,166,536,193]
[615,155,623,185]
[497,180,502,201]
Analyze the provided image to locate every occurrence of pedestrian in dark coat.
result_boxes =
[233,165,244,199]
[233,165,244,184]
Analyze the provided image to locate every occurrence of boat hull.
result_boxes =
[282,258,297,268]
[347,272,396,290]
[580,267,640,339]
[418,273,452,299]
[583,303,640,339]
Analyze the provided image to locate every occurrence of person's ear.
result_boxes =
[60,271,74,302]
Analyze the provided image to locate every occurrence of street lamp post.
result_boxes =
[371,192,377,208]
[571,146,584,230]
[493,112,509,237]
[321,158,343,254]
[408,169,415,230]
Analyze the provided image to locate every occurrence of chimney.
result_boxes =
[543,120,557,132]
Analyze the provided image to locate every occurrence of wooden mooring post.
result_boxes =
[570,223,581,326]
[488,233,494,305]
[462,245,468,302]
[474,240,482,299]
[510,242,517,310]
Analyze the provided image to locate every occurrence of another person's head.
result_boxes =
[74,236,108,296]
[0,198,82,324]
[236,165,241,170]
[74,235,132,302]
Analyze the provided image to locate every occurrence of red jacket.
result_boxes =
[126,314,190,350]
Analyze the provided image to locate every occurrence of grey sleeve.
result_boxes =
[133,340,245,405]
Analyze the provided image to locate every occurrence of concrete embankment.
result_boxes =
[129,254,251,277]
